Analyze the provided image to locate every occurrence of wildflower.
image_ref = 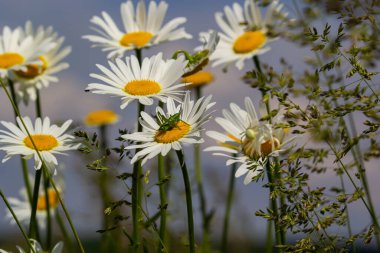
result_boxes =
[122,92,215,165]
[205,97,291,184]
[210,0,291,70]
[12,21,71,102]
[84,109,119,127]
[182,71,214,88]
[0,240,63,253]
[0,26,54,78]
[87,53,188,108]
[0,117,79,171]
[83,0,192,58]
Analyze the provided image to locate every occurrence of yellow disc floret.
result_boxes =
[84,109,118,126]
[183,71,214,88]
[37,188,59,211]
[155,121,190,143]
[124,80,161,96]
[23,134,58,151]
[233,31,267,54]
[14,56,48,79]
[119,32,153,47]
[0,53,24,69]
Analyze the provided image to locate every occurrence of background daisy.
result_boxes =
[0,25,55,78]
[12,21,71,102]
[83,0,192,58]
[0,117,79,171]
[210,0,290,70]
[87,52,188,108]
[122,92,215,165]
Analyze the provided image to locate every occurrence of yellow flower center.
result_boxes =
[23,134,58,151]
[0,52,24,69]
[155,121,190,143]
[84,109,118,126]
[183,71,214,87]
[37,188,59,211]
[242,137,280,159]
[124,80,161,96]
[14,56,48,79]
[119,31,153,47]
[233,31,267,54]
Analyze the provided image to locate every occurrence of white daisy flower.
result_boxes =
[0,117,80,171]
[5,173,64,231]
[210,0,290,70]
[0,25,55,78]
[87,52,188,109]
[12,21,71,102]
[205,97,291,185]
[83,0,192,58]
[0,239,63,253]
[181,30,219,76]
[122,92,215,165]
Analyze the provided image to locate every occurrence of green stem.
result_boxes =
[132,102,145,252]
[265,220,273,253]
[157,154,167,253]
[43,172,52,249]
[28,169,42,241]
[0,79,85,253]
[176,150,195,253]
[0,190,36,253]
[266,161,283,252]
[194,87,211,253]
[56,212,74,253]
[7,79,33,205]
[221,158,237,253]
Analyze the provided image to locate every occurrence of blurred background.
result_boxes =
[0,0,379,252]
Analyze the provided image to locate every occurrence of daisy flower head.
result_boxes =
[6,176,64,230]
[0,117,79,171]
[84,109,119,127]
[0,240,63,253]
[87,52,188,109]
[211,0,291,70]
[0,25,55,78]
[205,97,291,185]
[180,30,219,77]
[83,0,192,58]
[12,21,71,102]
[122,92,215,165]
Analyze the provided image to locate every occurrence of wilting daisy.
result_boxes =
[83,0,192,58]
[205,97,291,185]
[0,25,54,78]
[181,30,219,77]
[12,21,71,102]
[0,240,63,253]
[87,53,188,108]
[84,109,119,127]
[210,0,291,70]
[0,117,79,171]
[122,92,215,165]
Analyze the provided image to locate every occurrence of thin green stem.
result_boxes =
[266,162,282,252]
[43,172,52,249]
[157,154,167,253]
[56,212,74,253]
[265,220,273,253]
[0,79,85,253]
[7,79,32,205]
[132,102,145,252]
[0,190,36,253]
[28,169,42,240]
[221,158,237,253]
[194,87,211,253]
[176,150,195,253]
